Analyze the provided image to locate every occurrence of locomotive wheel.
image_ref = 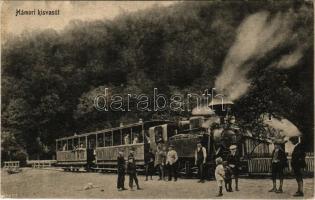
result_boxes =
[184,161,191,176]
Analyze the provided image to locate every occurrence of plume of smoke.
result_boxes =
[201,116,220,128]
[192,106,215,115]
[263,116,301,138]
[276,47,304,69]
[215,11,299,101]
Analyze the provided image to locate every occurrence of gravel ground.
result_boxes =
[1,168,314,199]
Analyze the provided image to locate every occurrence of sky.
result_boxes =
[1,1,176,38]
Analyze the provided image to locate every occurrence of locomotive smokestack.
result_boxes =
[209,94,233,112]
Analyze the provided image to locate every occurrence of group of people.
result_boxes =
[116,144,179,191]
[145,143,179,181]
[268,137,306,197]
[214,144,241,197]
[117,136,307,197]
[117,149,141,191]
[214,136,307,197]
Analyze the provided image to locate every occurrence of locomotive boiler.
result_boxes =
[168,98,244,178]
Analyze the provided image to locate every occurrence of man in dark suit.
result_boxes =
[117,151,127,191]
[269,140,288,193]
[290,136,306,197]
[195,142,207,183]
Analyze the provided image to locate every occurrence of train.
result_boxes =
[55,99,273,177]
[55,120,178,172]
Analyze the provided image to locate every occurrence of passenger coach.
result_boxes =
[55,120,177,171]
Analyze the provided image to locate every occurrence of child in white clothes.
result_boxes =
[215,157,225,197]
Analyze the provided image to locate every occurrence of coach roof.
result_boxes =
[56,120,172,141]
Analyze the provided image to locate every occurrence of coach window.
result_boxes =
[73,138,78,149]
[154,126,163,144]
[62,140,68,151]
[132,126,143,143]
[68,139,73,150]
[79,137,86,148]
[113,130,122,146]
[105,132,112,147]
[97,133,104,147]
[57,141,63,151]
[88,136,96,149]
[122,128,131,145]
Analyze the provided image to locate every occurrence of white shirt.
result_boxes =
[215,164,225,181]
[133,137,139,144]
[166,150,178,165]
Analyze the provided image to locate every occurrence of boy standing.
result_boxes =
[166,145,178,181]
[223,161,233,192]
[215,157,225,197]
[127,149,141,191]
[269,140,288,193]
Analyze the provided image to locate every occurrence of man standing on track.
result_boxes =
[195,142,207,183]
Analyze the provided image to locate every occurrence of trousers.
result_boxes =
[197,162,205,180]
[167,163,177,180]
[117,172,125,189]
[129,173,139,188]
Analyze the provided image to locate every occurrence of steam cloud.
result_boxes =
[263,116,301,139]
[215,11,304,101]
[192,106,215,115]
[276,47,304,69]
[202,116,220,128]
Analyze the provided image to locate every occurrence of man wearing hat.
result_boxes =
[117,151,127,191]
[127,148,141,190]
[194,142,207,183]
[166,144,178,181]
[290,136,306,197]
[227,144,241,191]
[268,139,288,193]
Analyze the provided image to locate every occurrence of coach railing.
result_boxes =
[27,160,57,168]
[95,143,144,163]
[247,156,314,175]
[3,161,20,168]
[56,149,87,162]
